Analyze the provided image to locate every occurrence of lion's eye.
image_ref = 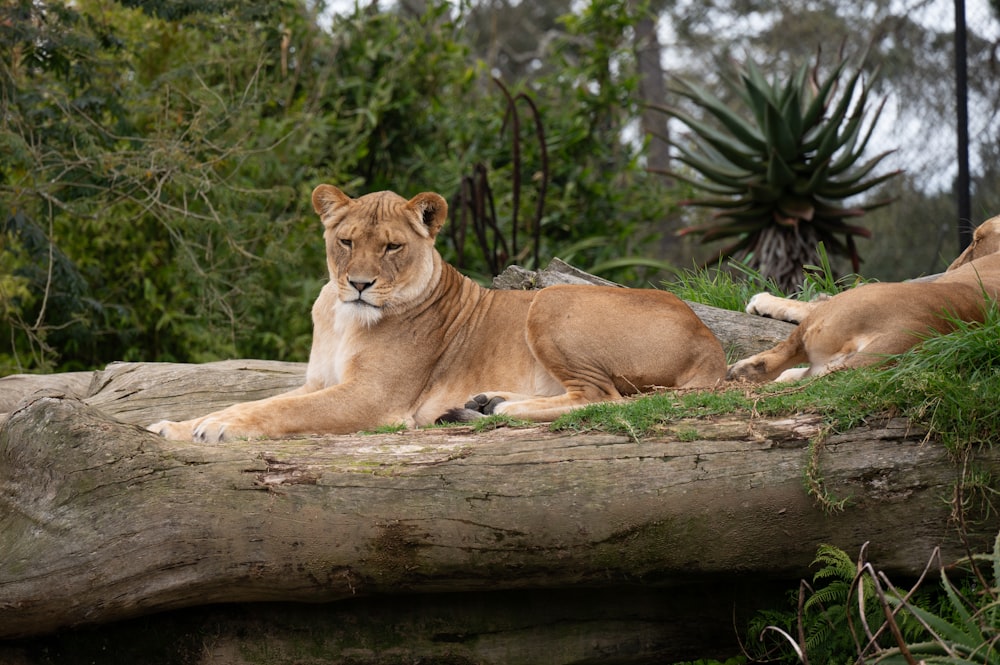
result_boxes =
[385,243,402,253]
[338,238,352,249]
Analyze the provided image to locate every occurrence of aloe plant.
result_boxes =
[653,50,901,291]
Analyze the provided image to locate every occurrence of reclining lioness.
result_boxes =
[149,185,726,442]
[727,215,1000,382]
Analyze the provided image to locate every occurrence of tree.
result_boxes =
[655,49,900,292]
[3,364,998,658]
[0,0,332,372]
[657,0,1000,280]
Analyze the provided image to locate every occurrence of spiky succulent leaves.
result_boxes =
[656,50,901,290]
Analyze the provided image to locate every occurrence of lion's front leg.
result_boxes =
[148,383,323,442]
[746,292,824,324]
[147,402,275,443]
[148,382,406,442]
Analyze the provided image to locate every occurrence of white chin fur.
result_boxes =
[337,301,384,328]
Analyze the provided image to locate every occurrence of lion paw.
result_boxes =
[191,418,231,443]
[746,292,790,318]
[465,393,507,414]
[191,414,269,443]
[746,292,825,324]
[147,420,196,441]
[435,394,508,424]
[147,413,267,443]
[726,358,764,382]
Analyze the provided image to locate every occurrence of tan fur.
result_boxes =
[728,216,1000,382]
[149,185,726,442]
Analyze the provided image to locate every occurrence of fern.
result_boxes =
[749,544,911,663]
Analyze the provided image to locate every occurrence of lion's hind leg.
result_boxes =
[435,392,530,424]
[436,389,615,424]
[727,328,810,383]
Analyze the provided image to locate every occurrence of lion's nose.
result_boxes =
[350,278,375,293]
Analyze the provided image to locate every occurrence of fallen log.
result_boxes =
[1,364,996,655]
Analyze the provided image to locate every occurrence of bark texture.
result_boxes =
[1,369,995,648]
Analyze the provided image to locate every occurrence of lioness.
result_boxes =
[727,215,1000,382]
[149,185,726,442]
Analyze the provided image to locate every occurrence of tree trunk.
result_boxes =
[632,6,671,175]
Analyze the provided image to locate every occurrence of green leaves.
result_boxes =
[655,49,901,290]
[1,0,676,374]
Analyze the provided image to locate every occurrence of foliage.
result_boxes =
[1,0,331,373]
[795,242,871,301]
[486,0,675,284]
[664,259,782,313]
[748,545,1000,665]
[876,533,1000,664]
[0,0,676,376]
[747,535,1000,665]
[750,545,878,663]
[655,47,900,292]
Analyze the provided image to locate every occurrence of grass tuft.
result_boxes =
[664,244,869,312]
[664,259,784,312]
[361,423,409,435]
[550,389,752,436]
[553,299,1000,448]
[867,299,1000,450]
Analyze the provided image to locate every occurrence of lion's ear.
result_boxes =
[407,192,448,238]
[312,185,352,218]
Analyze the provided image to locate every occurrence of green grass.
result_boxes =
[361,423,409,435]
[469,414,533,431]
[665,260,781,312]
[552,299,1000,453]
[868,299,1000,450]
[549,370,880,439]
[663,243,869,311]
[796,242,871,301]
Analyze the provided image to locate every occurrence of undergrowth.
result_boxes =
[744,535,1000,664]
[667,260,781,312]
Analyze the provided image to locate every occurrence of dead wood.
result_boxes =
[2,377,995,645]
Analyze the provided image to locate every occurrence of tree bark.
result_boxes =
[632,5,671,175]
[2,367,995,648]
